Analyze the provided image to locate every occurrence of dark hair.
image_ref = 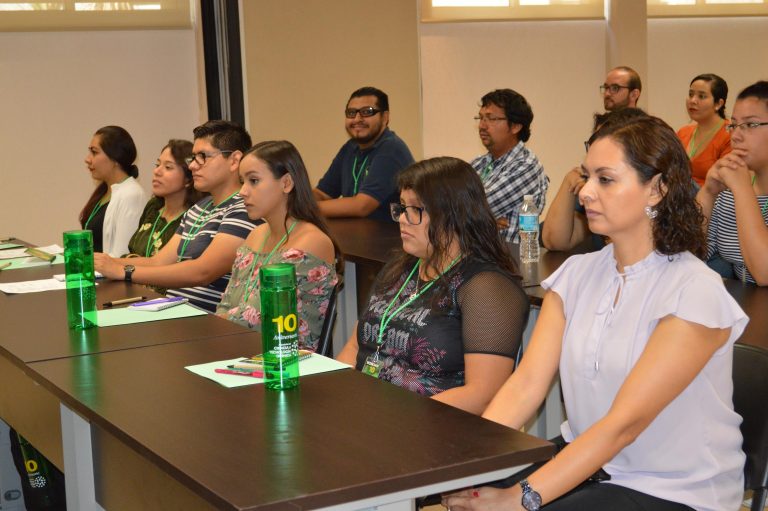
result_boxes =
[590,107,649,140]
[691,73,728,119]
[480,89,534,142]
[192,120,252,153]
[378,157,518,290]
[613,66,642,93]
[163,139,206,209]
[589,116,706,258]
[348,86,389,112]
[736,80,768,106]
[243,140,343,274]
[79,125,138,227]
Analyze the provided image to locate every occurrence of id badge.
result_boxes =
[362,353,382,378]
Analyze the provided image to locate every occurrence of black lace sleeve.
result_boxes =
[457,270,529,358]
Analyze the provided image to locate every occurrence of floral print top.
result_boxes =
[217,245,338,351]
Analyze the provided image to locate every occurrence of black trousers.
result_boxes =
[490,436,694,511]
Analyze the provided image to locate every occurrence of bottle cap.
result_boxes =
[259,263,296,288]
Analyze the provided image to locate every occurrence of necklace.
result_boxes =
[241,221,299,299]
[177,191,239,261]
[352,155,370,195]
[144,206,185,257]
[687,119,724,158]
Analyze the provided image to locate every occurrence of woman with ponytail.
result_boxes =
[676,73,731,186]
[80,125,147,255]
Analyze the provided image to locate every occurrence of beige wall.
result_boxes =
[648,17,768,130]
[1,29,201,245]
[420,20,606,214]
[241,0,423,186]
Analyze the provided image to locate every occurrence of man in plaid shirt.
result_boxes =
[471,89,549,243]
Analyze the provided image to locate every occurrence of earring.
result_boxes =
[644,206,658,219]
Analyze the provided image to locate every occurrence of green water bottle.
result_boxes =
[63,230,97,330]
[16,433,56,508]
[259,263,299,390]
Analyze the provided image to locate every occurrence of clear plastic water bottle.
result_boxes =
[259,263,300,390]
[519,194,540,263]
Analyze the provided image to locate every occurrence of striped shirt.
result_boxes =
[167,195,258,312]
[471,141,549,242]
[706,189,768,284]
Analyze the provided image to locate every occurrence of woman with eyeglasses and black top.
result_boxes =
[676,73,731,187]
[336,157,529,415]
[698,80,768,285]
[125,139,205,258]
[80,125,147,256]
[94,120,259,312]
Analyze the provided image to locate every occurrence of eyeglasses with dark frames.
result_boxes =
[345,107,382,119]
[474,115,508,123]
[390,203,425,225]
[725,121,768,133]
[599,84,631,95]
[184,150,234,166]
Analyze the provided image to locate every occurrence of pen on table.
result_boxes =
[0,237,14,243]
[130,296,185,307]
[102,296,148,308]
[0,262,11,271]
[215,368,264,378]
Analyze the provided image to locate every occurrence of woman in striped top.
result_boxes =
[697,81,768,285]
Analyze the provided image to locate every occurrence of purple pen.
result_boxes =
[129,296,185,308]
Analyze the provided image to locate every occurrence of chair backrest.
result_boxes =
[732,343,768,493]
[315,279,341,357]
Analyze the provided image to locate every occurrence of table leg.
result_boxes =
[60,404,104,511]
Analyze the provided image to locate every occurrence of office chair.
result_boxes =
[732,343,768,511]
[315,279,342,357]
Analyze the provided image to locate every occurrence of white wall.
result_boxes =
[0,29,201,245]
[648,17,768,129]
[420,20,606,216]
[420,16,768,218]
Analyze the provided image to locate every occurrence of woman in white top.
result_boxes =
[445,116,748,510]
[79,125,146,256]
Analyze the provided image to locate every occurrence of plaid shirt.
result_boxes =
[471,141,549,242]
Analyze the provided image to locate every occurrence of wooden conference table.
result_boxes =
[0,236,554,510]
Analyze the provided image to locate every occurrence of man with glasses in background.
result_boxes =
[313,86,414,221]
[471,88,548,242]
[94,120,259,312]
[601,66,642,111]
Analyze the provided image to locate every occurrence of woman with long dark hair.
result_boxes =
[676,73,731,186]
[445,116,747,510]
[125,140,204,257]
[217,140,340,351]
[337,157,529,415]
[80,125,146,255]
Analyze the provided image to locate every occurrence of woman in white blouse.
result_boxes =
[445,116,747,510]
[79,125,146,256]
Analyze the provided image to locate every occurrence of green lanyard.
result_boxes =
[177,191,238,262]
[352,155,369,195]
[479,160,494,182]
[687,120,723,158]
[84,199,107,229]
[375,256,461,350]
[242,221,299,299]
[144,208,184,257]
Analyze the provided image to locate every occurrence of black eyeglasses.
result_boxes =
[725,121,768,133]
[345,107,381,119]
[390,203,425,225]
[474,115,508,123]
[599,84,630,94]
[184,150,234,166]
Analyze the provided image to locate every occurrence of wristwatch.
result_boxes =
[520,479,542,511]
[123,264,136,282]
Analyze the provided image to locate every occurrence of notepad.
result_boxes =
[96,303,207,327]
[185,354,352,388]
[1,256,65,270]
